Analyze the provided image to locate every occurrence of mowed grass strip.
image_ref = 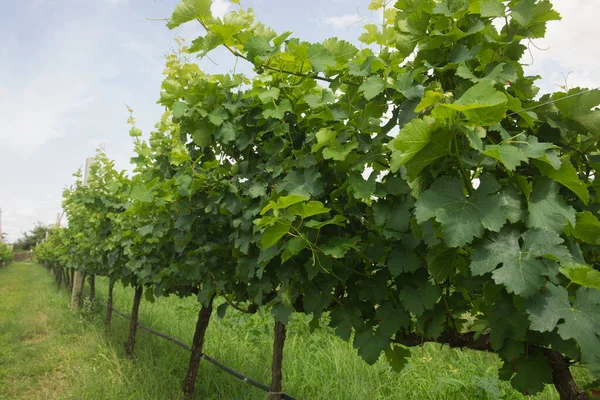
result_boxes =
[0,263,595,399]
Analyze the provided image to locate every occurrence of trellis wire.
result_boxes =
[507,87,598,116]
[85,294,297,400]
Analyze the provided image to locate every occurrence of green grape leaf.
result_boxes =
[470,228,570,297]
[500,186,525,223]
[509,354,553,395]
[534,157,589,205]
[527,284,600,374]
[244,36,273,62]
[399,282,440,316]
[304,215,346,229]
[427,245,466,282]
[311,128,335,152]
[389,116,438,169]
[560,264,600,290]
[349,173,377,200]
[248,182,267,198]
[415,175,507,247]
[167,0,212,29]
[281,237,307,263]
[287,201,330,218]
[511,0,535,26]
[553,89,600,134]
[260,220,292,249]
[354,329,390,364]
[487,295,529,350]
[376,300,410,336]
[388,247,420,276]
[274,194,309,210]
[415,91,443,112]
[359,76,385,101]
[385,345,411,372]
[130,182,153,203]
[137,224,154,237]
[373,197,413,234]
[262,99,292,119]
[308,43,337,72]
[404,129,452,181]
[277,168,325,197]
[321,236,359,258]
[172,101,188,118]
[258,87,280,104]
[322,38,358,64]
[483,143,528,171]
[271,303,293,324]
[527,178,576,233]
[442,81,508,125]
[565,211,600,244]
[322,139,358,161]
[208,106,228,126]
[216,121,236,143]
[470,0,505,17]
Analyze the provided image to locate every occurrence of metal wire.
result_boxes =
[507,88,598,116]
[85,294,297,400]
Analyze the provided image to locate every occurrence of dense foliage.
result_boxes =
[36,0,600,397]
[0,241,12,266]
[13,223,52,251]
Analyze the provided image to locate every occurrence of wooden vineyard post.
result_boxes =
[125,285,143,358]
[105,278,115,332]
[89,274,96,309]
[71,157,92,309]
[182,295,215,400]
[71,270,85,309]
[268,320,287,400]
[57,268,62,289]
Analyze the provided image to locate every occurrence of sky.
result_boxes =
[0,0,598,243]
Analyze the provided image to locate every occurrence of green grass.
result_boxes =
[0,262,595,399]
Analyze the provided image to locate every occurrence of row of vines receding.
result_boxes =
[35,0,600,399]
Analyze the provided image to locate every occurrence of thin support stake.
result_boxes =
[268,320,287,400]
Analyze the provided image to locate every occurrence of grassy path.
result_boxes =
[0,262,115,399]
[1,262,594,399]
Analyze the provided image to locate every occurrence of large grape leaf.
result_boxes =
[358,76,385,100]
[389,116,438,169]
[470,228,571,297]
[527,178,576,233]
[553,88,600,135]
[483,144,528,171]
[534,156,589,205]
[442,81,508,125]
[527,284,600,374]
[399,282,440,316]
[415,175,508,247]
[508,354,553,395]
[560,264,600,290]
[565,211,600,245]
[277,168,325,197]
[308,44,337,72]
[483,134,559,171]
[167,0,212,29]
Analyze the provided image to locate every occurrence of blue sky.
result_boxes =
[0,0,598,242]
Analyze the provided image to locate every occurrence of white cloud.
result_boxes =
[324,14,364,30]
[211,0,231,19]
[523,0,600,94]
[87,139,106,148]
[16,208,37,218]
[0,22,107,154]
